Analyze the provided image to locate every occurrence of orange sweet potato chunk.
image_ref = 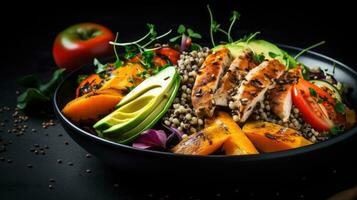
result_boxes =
[242,121,312,153]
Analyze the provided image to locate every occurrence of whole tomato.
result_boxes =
[53,23,115,70]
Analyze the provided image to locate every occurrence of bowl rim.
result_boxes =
[53,44,357,161]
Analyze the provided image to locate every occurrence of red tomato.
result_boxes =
[152,56,168,67]
[292,79,335,131]
[156,47,180,65]
[53,23,115,70]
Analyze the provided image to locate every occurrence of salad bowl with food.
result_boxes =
[53,7,357,176]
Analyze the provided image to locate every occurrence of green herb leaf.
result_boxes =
[147,23,157,40]
[169,35,182,43]
[317,99,323,104]
[268,51,279,58]
[94,58,107,74]
[124,45,138,60]
[177,24,186,34]
[330,126,343,135]
[190,32,202,39]
[77,74,88,84]
[211,21,220,32]
[230,10,240,21]
[309,88,317,97]
[334,102,345,113]
[141,50,155,69]
[301,64,310,80]
[252,53,265,63]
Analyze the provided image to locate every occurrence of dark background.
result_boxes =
[1,1,356,200]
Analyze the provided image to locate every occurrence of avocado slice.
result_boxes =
[103,77,180,144]
[117,67,177,108]
[212,39,297,68]
[93,66,179,142]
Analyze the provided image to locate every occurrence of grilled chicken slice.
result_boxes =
[267,67,302,122]
[214,51,257,106]
[191,48,231,118]
[232,59,286,123]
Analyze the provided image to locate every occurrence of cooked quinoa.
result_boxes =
[163,48,210,134]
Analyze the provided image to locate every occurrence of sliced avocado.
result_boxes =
[103,77,180,144]
[93,88,160,131]
[212,39,298,68]
[93,66,179,142]
[117,67,177,108]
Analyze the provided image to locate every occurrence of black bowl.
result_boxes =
[53,45,357,179]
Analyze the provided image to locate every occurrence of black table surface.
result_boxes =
[1,2,357,200]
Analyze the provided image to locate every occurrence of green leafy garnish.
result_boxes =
[317,99,323,104]
[94,58,107,74]
[330,126,343,135]
[77,75,88,84]
[17,69,65,112]
[207,5,241,46]
[169,24,202,51]
[309,88,317,97]
[252,53,265,63]
[334,102,345,113]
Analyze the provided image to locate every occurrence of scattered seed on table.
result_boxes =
[68,162,73,166]
[58,134,63,137]
[0,145,5,153]
[45,133,49,136]
[31,128,36,132]
[49,178,56,183]
[85,154,91,158]
[27,164,33,168]
[30,148,35,152]
[85,169,92,173]
[64,141,69,145]
[57,159,62,164]
[40,150,46,155]
[34,144,40,148]
[49,184,54,190]
[7,159,12,163]
[34,150,39,155]
[0,157,4,161]
[113,183,119,188]
[44,145,49,149]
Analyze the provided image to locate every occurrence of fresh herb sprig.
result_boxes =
[170,24,202,51]
[207,5,241,46]
[109,23,172,70]
[109,24,172,52]
[294,41,326,60]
